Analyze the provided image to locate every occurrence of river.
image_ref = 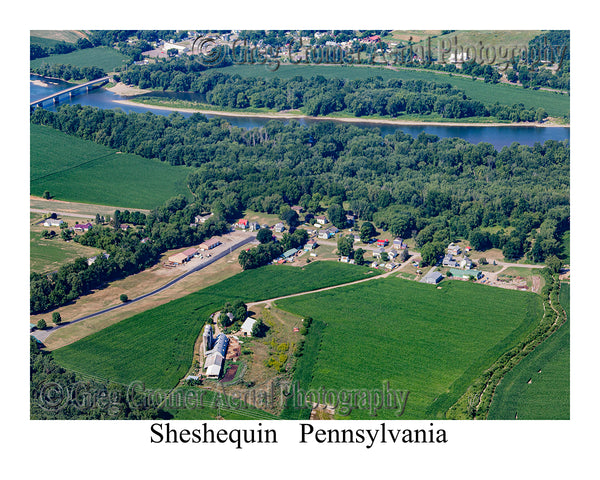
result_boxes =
[30,75,570,150]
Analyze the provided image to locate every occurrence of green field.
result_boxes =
[275,278,543,419]
[30,229,100,274]
[213,64,569,118]
[30,46,129,72]
[488,282,569,419]
[30,124,191,209]
[52,262,380,390]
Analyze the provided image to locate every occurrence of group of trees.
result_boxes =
[238,227,308,270]
[30,197,230,314]
[31,63,106,82]
[219,300,248,328]
[117,66,545,122]
[30,37,95,61]
[31,105,569,271]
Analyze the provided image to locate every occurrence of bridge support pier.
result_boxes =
[53,97,59,105]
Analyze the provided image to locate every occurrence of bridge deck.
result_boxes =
[30,76,110,107]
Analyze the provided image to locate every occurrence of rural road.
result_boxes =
[31,234,257,344]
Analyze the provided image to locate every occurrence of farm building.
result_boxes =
[203,324,214,352]
[43,218,64,227]
[421,268,443,284]
[168,247,197,264]
[198,237,221,250]
[206,333,229,358]
[241,317,257,336]
[204,353,225,378]
[449,268,483,280]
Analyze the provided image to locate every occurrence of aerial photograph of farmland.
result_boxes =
[29,29,570,421]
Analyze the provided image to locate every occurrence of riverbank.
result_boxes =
[112,96,569,128]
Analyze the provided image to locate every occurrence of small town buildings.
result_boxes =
[198,237,221,250]
[449,268,483,280]
[304,238,318,250]
[282,248,299,260]
[443,254,459,268]
[240,317,257,336]
[43,218,64,227]
[421,268,443,284]
[274,222,285,233]
[393,238,408,250]
[168,246,198,264]
[194,213,213,224]
[73,222,93,233]
[460,257,474,270]
[447,243,461,255]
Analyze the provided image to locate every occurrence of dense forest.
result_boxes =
[31,104,569,272]
[116,63,547,121]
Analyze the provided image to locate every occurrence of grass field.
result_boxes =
[275,278,543,419]
[487,282,569,419]
[52,262,380,390]
[30,46,129,72]
[213,64,570,118]
[30,229,100,274]
[30,30,88,44]
[30,124,191,209]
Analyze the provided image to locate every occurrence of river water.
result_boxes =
[30,75,570,150]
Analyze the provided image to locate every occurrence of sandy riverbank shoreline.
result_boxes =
[111,97,569,128]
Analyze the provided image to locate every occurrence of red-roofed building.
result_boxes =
[376,239,389,247]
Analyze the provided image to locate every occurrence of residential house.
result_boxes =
[194,213,213,224]
[248,221,260,232]
[274,222,285,233]
[315,215,328,225]
[443,254,459,268]
[304,238,318,250]
[393,237,408,250]
[73,222,93,233]
[345,214,356,226]
[447,243,461,255]
[236,219,249,229]
[460,257,474,270]
[291,205,304,214]
[43,218,64,227]
[376,239,389,248]
[373,247,385,258]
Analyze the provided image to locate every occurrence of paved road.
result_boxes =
[31,234,257,344]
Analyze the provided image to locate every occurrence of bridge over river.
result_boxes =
[30,76,110,110]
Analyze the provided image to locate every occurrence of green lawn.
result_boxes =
[213,64,570,118]
[52,262,380,390]
[275,278,543,419]
[30,230,100,274]
[30,46,129,72]
[488,282,569,419]
[30,124,191,209]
